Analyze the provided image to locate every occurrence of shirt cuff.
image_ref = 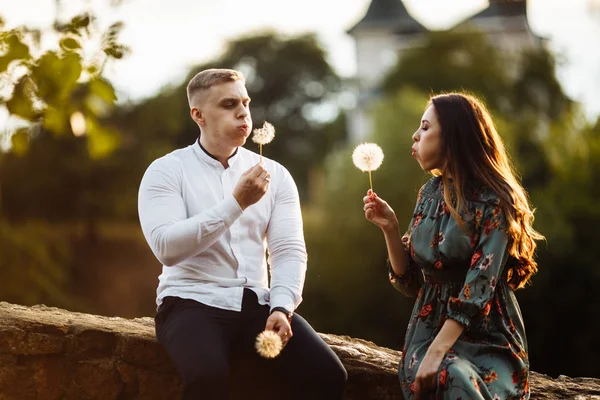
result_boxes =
[269,290,297,314]
[213,194,244,228]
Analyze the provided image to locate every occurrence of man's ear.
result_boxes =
[190,106,204,126]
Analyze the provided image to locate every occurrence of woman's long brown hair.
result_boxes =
[430,93,544,289]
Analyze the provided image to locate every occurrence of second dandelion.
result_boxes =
[352,142,384,192]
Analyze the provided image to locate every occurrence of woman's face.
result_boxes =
[412,105,443,172]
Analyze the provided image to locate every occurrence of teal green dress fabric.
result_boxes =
[392,177,529,400]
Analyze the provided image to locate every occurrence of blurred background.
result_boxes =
[1,0,599,379]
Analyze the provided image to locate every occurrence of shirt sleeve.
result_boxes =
[138,158,243,267]
[266,166,307,313]
[447,202,511,329]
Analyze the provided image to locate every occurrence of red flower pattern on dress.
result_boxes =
[437,202,448,216]
[430,232,445,247]
[512,369,527,385]
[482,302,492,316]
[480,254,494,271]
[470,248,483,269]
[484,371,498,383]
[484,218,500,236]
[492,205,501,218]
[470,232,480,248]
[413,213,423,228]
[463,284,471,300]
[439,369,449,388]
[434,260,443,270]
[474,208,484,228]
[419,304,432,318]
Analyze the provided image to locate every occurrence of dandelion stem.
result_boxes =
[369,170,373,192]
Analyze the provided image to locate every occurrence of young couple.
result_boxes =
[138,68,542,400]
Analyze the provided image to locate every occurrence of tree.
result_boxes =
[0,4,126,307]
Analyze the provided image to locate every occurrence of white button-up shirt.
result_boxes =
[138,140,307,312]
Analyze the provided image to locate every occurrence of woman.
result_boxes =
[363,93,543,400]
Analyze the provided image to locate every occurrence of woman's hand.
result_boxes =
[363,190,398,233]
[413,347,445,400]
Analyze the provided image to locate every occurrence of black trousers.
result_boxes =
[155,289,347,400]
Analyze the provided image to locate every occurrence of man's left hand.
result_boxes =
[265,311,293,346]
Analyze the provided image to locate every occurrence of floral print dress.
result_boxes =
[392,177,529,400]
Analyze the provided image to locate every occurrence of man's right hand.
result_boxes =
[233,163,271,210]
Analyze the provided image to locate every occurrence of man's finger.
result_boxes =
[265,317,276,332]
[250,163,266,178]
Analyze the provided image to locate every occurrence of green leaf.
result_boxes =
[59,37,81,51]
[10,127,30,156]
[71,14,91,29]
[85,118,120,158]
[42,105,68,134]
[31,51,82,105]
[89,77,117,105]
[6,76,38,121]
[0,31,31,73]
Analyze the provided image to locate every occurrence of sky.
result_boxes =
[1,0,600,120]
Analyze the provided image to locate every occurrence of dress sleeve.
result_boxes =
[447,201,511,329]
[389,191,424,297]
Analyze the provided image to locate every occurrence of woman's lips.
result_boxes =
[411,148,417,158]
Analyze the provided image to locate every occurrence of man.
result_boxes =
[138,68,347,399]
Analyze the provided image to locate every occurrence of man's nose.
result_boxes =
[237,105,249,119]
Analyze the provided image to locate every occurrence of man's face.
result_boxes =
[192,80,252,150]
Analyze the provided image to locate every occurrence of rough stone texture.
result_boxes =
[1,302,599,399]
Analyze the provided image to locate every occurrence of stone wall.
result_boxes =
[1,302,599,399]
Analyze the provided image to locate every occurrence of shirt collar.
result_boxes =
[192,138,239,168]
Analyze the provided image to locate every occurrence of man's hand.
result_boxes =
[265,311,292,346]
[233,163,271,210]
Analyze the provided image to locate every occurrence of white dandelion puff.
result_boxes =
[352,142,384,191]
[252,121,275,163]
[255,330,283,358]
[252,121,276,145]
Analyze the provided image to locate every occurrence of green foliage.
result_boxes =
[0,220,73,307]
[0,11,126,154]
[0,8,127,307]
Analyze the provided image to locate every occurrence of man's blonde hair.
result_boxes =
[186,68,245,107]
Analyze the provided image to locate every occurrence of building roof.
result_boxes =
[347,0,427,36]
[471,0,527,19]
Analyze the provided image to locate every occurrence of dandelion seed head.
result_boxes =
[255,330,282,358]
[252,121,276,145]
[352,142,384,172]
